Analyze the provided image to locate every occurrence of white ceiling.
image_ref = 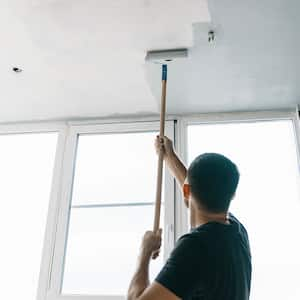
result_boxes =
[0,0,299,122]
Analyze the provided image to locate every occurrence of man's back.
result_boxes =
[156,214,252,300]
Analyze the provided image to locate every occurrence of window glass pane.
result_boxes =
[0,133,58,300]
[63,205,163,295]
[187,120,300,300]
[72,132,159,205]
[63,131,165,295]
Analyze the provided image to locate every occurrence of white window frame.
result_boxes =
[0,121,67,300]
[0,108,299,300]
[45,120,176,300]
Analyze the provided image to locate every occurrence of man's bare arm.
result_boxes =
[155,136,188,206]
[127,250,151,300]
[137,282,180,300]
[128,231,162,300]
[165,151,187,188]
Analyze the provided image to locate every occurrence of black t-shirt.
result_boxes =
[156,214,251,300]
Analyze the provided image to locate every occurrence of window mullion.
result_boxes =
[48,127,79,299]
[163,121,176,259]
[37,127,69,300]
[173,118,189,240]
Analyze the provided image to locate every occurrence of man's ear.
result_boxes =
[183,183,190,206]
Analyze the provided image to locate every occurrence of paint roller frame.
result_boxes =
[145,48,188,64]
[146,48,188,235]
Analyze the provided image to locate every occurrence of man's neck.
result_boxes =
[193,210,229,228]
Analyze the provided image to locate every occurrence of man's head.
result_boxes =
[184,153,239,214]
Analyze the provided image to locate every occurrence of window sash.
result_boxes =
[48,121,175,300]
[182,112,300,300]
[0,123,65,300]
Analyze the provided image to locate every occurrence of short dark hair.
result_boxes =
[187,153,239,213]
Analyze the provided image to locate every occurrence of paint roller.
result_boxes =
[145,48,188,233]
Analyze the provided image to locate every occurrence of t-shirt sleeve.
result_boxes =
[155,234,206,299]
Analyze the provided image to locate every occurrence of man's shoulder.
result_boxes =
[174,230,209,256]
[156,232,207,299]
[178,227,209,243]
[164,230,208,271]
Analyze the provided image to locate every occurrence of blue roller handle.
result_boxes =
[162,64,167,81]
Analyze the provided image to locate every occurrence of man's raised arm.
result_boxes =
[155,136,188,206]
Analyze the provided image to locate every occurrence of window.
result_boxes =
[0,132,58,300]
[19,112,296,300]
[187,120,300,300]
[58,122,175,297]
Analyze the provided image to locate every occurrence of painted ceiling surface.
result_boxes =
[0,0,299,122]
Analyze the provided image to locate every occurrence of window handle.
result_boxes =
[166,223,174,245]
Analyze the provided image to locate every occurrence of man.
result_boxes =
[127,136,251,300]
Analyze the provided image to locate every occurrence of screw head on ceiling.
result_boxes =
[208,30,215,43]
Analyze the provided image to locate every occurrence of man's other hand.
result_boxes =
[141,229,162,259]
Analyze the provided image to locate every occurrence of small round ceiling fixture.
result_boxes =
[12,67,23,73]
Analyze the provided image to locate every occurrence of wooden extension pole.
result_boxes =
[153,64,167,233]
